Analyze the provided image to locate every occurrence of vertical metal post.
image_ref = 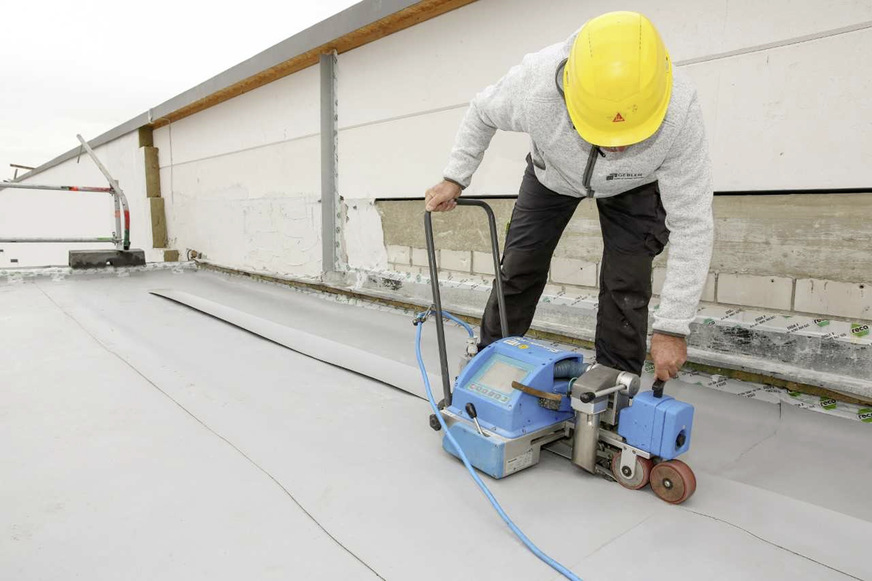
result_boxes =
[320,51,339,274]
[424,212,453,407]
[111,190,122,250]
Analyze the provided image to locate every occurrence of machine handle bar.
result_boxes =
[582,380,665,402]
[423,199,508,406]
[579,383,627,403]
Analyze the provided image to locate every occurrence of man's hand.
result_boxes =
[425,180,462,212]
[650,333,687,381]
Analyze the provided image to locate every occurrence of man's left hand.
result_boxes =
[650,333,687,381]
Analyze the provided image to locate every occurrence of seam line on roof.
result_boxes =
[675,20,872,66]
[34,281,385,581]
[719,404,783,468]
[680,509,864,580]
[579,513,656,560]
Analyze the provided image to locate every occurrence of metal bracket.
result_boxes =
[571,396,608,415]
[599,429,651,480]
[412,306,433,326]
[619,447,639,479]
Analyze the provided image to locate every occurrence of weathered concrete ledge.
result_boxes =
[350,269,872,404]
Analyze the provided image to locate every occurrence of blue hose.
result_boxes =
[440,311,475,337]
[414,316,582,581]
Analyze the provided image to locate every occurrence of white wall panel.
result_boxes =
[161,135,322,277]
[338,107,528,199]
[339,0,872,129]
[714,0,872,52]
[155,65,320,167]
[685,28,872,190]
[338,0,872,191]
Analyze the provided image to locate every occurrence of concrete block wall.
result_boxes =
[378,194,872,323]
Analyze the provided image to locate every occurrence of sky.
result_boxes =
[0,0,360,180]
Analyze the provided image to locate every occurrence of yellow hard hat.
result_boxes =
[563,11,672,147]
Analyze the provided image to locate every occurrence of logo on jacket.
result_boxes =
[605,172,644,181]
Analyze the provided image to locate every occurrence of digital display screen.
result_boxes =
[476,360,531,396]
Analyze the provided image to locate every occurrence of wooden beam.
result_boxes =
[151,0,476,128]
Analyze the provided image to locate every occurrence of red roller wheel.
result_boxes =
[650,459,697,504]
[611,452,653,490]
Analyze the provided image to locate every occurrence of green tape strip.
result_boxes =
[851,323,870,338]
[819,396,837,411]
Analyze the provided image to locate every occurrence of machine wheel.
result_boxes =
[650,460,697,504]
[610,452,653,490]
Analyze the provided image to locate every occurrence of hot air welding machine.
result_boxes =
[421,199,697,503]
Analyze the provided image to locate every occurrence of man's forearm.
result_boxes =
[653,219,714,336]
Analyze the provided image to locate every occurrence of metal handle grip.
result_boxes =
[423,199,508,407]
[579,383,626,403]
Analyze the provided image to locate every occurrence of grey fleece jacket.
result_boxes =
[443,32,714,337]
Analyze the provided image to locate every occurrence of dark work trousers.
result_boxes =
[479,156,670,375]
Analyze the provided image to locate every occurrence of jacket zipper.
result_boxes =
[582,145,601,198]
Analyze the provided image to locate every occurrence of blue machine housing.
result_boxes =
[617,391,694,460]
[446,337,581,439]
[443,422,510,478]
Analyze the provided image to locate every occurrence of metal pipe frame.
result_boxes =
[0,136,131,251]
[0,237,116,244]
[0,180,120,248]
[0,183,112,193]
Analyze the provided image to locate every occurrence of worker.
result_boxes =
[425,11,713,383]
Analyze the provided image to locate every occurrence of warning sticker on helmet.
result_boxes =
[613,112,625,122]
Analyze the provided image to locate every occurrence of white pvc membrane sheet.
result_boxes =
[1,268,870,580]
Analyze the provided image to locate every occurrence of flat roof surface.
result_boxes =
[2,268,869,580]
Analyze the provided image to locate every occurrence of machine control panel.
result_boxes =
[449,337,581,439]
[465,354,534,405]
